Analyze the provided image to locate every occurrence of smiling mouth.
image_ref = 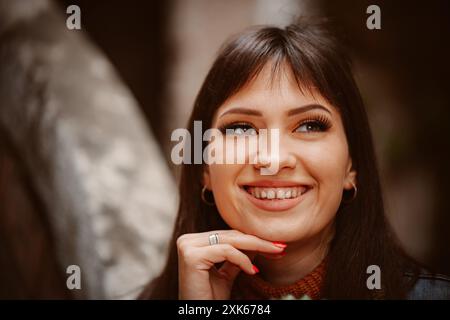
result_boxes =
[243,186,309,199]
[240,184,312,212]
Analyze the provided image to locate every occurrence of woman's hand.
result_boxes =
[177,229,286,299]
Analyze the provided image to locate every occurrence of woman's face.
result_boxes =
[203,63,356,242]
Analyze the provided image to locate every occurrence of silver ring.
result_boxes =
[208,233,219,246]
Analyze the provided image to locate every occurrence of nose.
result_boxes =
[277,144,297,171]
[252,132,296,175]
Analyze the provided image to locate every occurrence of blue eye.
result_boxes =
[221,123,257,136]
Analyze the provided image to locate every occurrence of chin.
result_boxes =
[237,220,307,242]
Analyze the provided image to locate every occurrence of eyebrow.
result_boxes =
[287,104,331,116]
[219,103,331,118]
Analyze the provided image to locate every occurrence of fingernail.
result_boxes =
[272,241,287,248]
[252,265,259,274]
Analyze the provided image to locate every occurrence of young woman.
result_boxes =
[140,18,450,300]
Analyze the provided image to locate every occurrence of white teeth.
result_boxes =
[292,188,297,197]
[246,186,308,200]
[276,189,285,199]
[285,189,291,198]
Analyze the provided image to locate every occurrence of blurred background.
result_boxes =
[0,0,449,299]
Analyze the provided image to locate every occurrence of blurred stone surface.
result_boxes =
[0,0,177,298]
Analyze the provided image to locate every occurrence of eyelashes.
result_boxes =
[218,122,257,135]
[294,114,332,133]
[218,114,332,136]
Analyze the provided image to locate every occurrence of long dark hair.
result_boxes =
[140,18,418,299]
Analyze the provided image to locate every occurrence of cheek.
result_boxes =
[209,162,241,185]
[300,138,349,198]
[207,137,255,205]
[208,163,243,223]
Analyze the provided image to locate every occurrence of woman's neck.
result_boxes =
[255,224,334,286]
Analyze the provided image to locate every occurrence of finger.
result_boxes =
[216,250,259,282]
[182,230,286,253]
[197,244,257,275]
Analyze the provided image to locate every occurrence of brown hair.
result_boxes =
[140,18,418,299]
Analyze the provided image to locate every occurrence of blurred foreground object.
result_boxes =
[0,0,177,298]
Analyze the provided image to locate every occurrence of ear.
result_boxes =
[343,158,357,191]
[202,166,212,190]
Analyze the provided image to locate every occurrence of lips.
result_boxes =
[239,180,311,212]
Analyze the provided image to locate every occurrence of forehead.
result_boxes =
[215,62,333,118]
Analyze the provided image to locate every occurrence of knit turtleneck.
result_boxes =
[230,257,327,300]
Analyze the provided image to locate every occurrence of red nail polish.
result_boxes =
[272,241,287,248]
[252,265,259,274]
